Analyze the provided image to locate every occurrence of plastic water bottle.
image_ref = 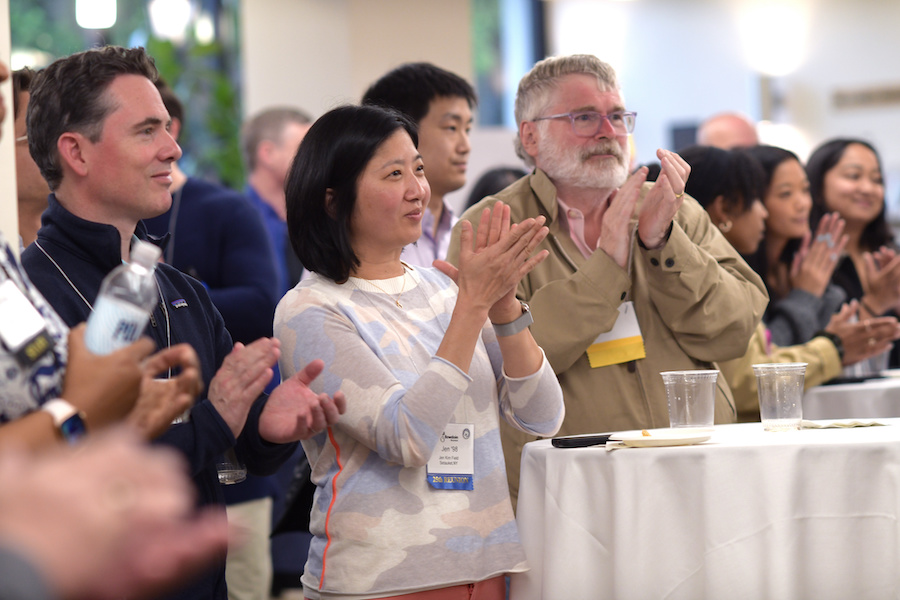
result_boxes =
[85,239,161,355]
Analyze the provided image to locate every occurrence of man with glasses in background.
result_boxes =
[448,54,768,507]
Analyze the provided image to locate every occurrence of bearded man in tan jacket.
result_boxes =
[449,54,768,507]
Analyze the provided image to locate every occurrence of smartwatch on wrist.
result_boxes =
[815,330,844,362]
[492,302,533,337]
[41,399,87,445]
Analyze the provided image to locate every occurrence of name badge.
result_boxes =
[0,280,53,366]
[587,301,646,368]
[426,423,474,491]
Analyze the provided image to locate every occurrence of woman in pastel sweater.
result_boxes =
[273,104,564,600]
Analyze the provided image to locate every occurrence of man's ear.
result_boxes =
[57,132,90,178]
[256,139,276,168]
[520,121,540,159]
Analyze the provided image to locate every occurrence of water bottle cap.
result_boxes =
[130,239,162,269]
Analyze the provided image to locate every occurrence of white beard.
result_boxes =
[537,134,629,190]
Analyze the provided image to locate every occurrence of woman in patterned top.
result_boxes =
[274,104,564,600]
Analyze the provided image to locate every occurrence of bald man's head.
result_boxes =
[697,113,759,149]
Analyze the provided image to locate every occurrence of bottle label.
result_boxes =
[85,296,150,355]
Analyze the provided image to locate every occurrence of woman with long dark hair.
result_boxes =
[807,138,900,367]
[807,139,900,317]
[743,145,848,346]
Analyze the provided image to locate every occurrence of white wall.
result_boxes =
[240,0,355,118]
[546,0,900,211]
[240,0,472,119]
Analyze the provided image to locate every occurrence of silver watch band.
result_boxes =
[492,302,533,337]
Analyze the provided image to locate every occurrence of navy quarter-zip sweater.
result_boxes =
[22,195,297,600]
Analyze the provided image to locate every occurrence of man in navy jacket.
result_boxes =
[21,46,345,600]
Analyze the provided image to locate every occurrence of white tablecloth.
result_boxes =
[512,421,900,600]
[803,376,900,419]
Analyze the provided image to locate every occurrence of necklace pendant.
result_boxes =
[395,300,403,308]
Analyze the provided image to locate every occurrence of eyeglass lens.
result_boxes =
[571,112,635,136]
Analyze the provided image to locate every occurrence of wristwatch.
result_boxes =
[815,330,845,362]
[41,399,87,445]
[493,302,534,337]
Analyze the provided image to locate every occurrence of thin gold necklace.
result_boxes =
[353,264,409,308]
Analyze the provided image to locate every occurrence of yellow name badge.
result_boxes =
[587,301,646,368]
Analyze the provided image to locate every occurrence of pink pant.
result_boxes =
[306,575,506,600]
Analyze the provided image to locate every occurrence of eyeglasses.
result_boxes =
[15,135,27,144]
[533,111,637,137]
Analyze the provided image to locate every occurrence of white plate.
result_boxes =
[609,428,713,447]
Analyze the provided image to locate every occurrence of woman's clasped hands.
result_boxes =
[435,201,549,321]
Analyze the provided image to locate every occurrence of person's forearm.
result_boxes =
[434,299,490,374]
[495,331,544,378]
[0,411,66,454]
[235,396,297,475]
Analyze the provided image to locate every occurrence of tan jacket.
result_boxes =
[448,170,769,506]
[720,322,842,422]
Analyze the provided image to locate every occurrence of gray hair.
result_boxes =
[514,54,619,166]
[241,107,313,171]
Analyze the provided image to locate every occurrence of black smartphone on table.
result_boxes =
[551,433,614,448]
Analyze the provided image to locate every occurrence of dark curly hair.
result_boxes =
[679,145,766,215]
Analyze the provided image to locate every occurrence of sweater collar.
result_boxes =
[39,194,156,271]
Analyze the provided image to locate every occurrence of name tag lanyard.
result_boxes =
[33,240,173,366]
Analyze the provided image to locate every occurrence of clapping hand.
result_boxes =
[259,359,346,443]
[825,301,900,366]
[210,338,346,443]
[637,149,691,250]
[434,201,549,320]
[63,324,155,430]
[790,212,848,297]
[0,428,231,600]
[598,166,646,269]
[208,338,280,438]
[127,343,203,440]
[862,247,900,315]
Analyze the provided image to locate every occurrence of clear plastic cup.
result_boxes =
[752,362,807,431]
[660,370,718,429]
[216,447,247,484]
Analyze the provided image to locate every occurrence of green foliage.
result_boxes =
[149,37,244,189]
[10,1,84,58]
[10,0,244,190]
[472,0,501,77]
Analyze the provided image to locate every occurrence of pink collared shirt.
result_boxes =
[556,196,597,259]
